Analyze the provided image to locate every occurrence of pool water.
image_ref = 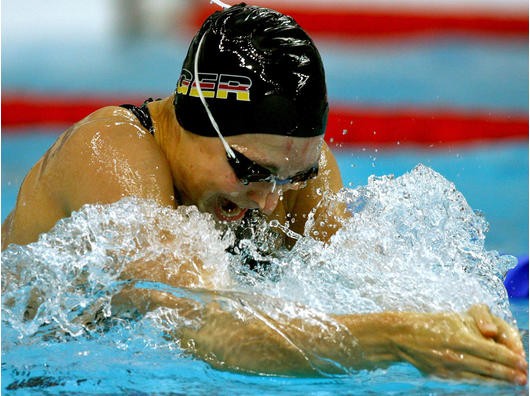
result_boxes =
[2,137,528,394]
[2,313,527,395]
[2,2,528,393]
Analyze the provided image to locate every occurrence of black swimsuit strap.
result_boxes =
[120,98,156,136]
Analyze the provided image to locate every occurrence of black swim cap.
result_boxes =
[173,3,328,138]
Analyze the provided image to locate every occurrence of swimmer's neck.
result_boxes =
[146,96,182,148]
[146,96,190,205]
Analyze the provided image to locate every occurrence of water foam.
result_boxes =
[2,165,517,344]
[1,200,234,339]
[240,164,515,321]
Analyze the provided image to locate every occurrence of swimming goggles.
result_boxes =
[226,150,319,186]
[194,32,319,187]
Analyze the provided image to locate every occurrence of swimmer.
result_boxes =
[2,3,526,384]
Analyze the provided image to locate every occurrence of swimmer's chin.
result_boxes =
[213,196,248,222]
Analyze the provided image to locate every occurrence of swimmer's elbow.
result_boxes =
[1,212,15,251]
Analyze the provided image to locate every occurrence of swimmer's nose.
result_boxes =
[247,189,281,215]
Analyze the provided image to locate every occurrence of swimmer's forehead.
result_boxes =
[226,134,323,170]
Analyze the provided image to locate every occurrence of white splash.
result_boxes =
[244,165,515,321]
[1,165,517,343]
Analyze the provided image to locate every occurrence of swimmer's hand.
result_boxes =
[351,306,527,384]
[467,304,525,354]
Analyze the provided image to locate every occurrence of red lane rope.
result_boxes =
[326,105,528,146]
[191,5,528,39]
[1,94,527,146]
[1,94,124,128]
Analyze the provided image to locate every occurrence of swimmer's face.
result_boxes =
[175,133,323,222]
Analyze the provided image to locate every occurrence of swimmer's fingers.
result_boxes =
[420,337,527,384]
[400,312,527,384]
[397,338,526,385]
[467,304,525,355]
[491,315,526,355]
[447,361,527,386]
[446,351,527,385]
[467,304,498,338]
[459,334,527,376]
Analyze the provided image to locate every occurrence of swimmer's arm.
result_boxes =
[286,142,350,244]
[189,306,525,383]
[111,286,526,383]
[59,119,177,212]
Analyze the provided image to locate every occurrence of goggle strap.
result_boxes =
[194,32,236,160]
[210,0,231,9]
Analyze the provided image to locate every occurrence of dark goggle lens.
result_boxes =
[227,149,318,186]
[286,166,319,184]
[227,150,271,185]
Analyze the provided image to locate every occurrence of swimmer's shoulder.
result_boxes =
[3,105,176,248]
[74,105,154,139]
[40,105,175,208]
[52,105,163,161]
[35,105,163,181]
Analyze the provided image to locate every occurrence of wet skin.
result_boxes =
[1,96,344,248]
[2,96,526,384]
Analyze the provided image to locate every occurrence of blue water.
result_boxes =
[2,2,528,394]
[2,309,527,396]
[3,327,527,395]
[1,174,528,395]
[2,132,528,395]
[3,36,528,112]
[321,37,529,112]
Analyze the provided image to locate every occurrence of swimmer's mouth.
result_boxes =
[214,197,247,222]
